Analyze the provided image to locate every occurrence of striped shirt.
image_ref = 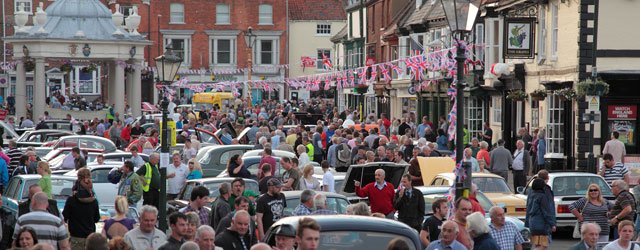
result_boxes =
[489,221,525,250]
[13,210,68,249]
[568,198,612,235]
[6,148,22,174]
[601,163,628,186]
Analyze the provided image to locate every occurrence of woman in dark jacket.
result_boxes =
[525,178,555,250]
[227,154,251,179]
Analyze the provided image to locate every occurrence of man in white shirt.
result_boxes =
[321,161,334,192]
[512,140,530,191]
[603,131,627,163]
[167,152,189,200]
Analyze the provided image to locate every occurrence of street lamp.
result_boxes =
[154,44,182,232]
[244,27,257,107]
[440,0,481,201]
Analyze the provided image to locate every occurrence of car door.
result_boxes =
[91,168,118,205]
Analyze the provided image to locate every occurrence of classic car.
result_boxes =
[1,174,76,248]
[44,135,117,153]
[195,144,255,177]
[516,172,614,229]
[64,163,128,206]
[281,190,350,216]
[44,147,105,169]
[168,177,259,213]
[242,149,297,159]
[428,172,527,219]
[264,215,422,250]
[15,129,74,148]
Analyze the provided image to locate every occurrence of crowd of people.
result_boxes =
[1,93,639,250]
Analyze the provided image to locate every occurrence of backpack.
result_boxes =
[336,144,351,168]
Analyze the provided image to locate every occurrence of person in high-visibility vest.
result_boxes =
[136,152,161,208]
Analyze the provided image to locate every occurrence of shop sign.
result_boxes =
[608,105,637,120]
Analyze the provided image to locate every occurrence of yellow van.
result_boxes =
[192,92,235,110]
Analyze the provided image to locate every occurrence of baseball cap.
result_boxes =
[274,224,296,237]
[267,178,283,187]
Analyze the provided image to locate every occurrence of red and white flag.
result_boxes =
[322,53,333,70]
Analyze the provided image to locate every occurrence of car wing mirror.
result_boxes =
[516,186,525,194]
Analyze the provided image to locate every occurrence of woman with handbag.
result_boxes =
[569,183,612,242]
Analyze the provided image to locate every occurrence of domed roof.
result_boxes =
[16,0,145,41]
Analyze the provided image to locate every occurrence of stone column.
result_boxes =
[114,62,125,119]
[33,57,46,120]
[131,60,142,117]
[107,61,115,107]
[15,60,26,119]
[125,67,134,115]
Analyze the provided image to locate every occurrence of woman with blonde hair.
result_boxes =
[102,196,137,240]
[187,158,203,180]
[184,212,201,241]
[190,134,201,150]
[297,145,310,168]
[36,161,52,199]
[299,164,320,191]
[569,183,612,242]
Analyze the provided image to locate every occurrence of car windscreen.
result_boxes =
[318,231,416,250]
[473,177,512,193]
[50,178,76,200]
[199,131,220,145]
[551,176,613,196]
[283,197,349,216]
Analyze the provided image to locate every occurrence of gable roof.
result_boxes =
[289,0,347,21]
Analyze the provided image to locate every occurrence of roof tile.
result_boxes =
[289,0,347,21]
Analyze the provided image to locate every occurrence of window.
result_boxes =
[474,23,485,67]
[551,2,558,60]
[492,96,502,124]
[466,97,485,140]
[210,38,235,65]
[165,37,191,66]
[15,0,32,13]
[531,100,539,128]
[316,49,330,70]
[259,4,273,25]
[317,24,331,35]
[216,4,230,24]
[26,85,33,104]
[170,3,185,24]
[537,5,547,63]
[72,66,101,95]
[485,18,502,75]
[546,94,565,155]
[258,39,276,65]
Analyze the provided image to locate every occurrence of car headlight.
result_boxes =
[520,228,531,241]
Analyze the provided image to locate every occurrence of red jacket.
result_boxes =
[470,194,485,216]
[355,181,395,215]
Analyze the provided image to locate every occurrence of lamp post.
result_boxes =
[440,0,481,201]
[244,27,257,107]
[154,44,182,232]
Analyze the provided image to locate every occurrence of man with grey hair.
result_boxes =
[466,212,500,248]
[355,169,395,217]
[137,152,161,207]
[195,225,221,250]
[490,139,512,180]
[293,190,315,216]
[489,206,524,250]
[124,205,167,249]
[569,222,601,250]
[311,193,337,215]
[13,192,70,250]
[210,182,231,229]
[512,140,531,191]
[610,179,635,233]
[179,241,200,250]
[425,221,466,250]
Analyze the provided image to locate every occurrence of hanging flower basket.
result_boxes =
[530,89,548,101]
[81,63,97,73]
[60,61,73,73]
[554,88,577,101]
[23,58,35,72]
[354,84,369,94]
[506,89,528,101]
[576,79,609,97]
